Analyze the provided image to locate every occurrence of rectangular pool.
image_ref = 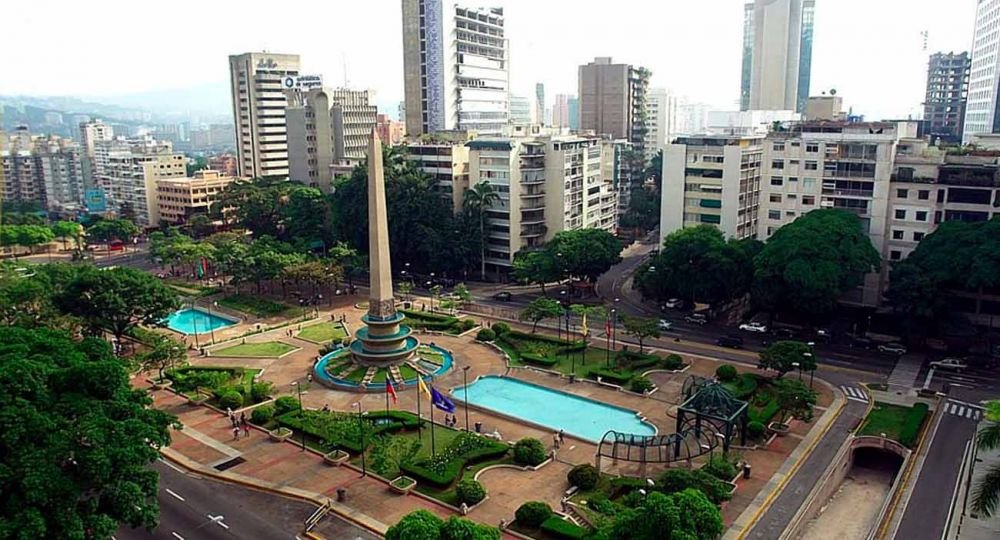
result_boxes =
[165,308,237,335]
[452,376,655,442]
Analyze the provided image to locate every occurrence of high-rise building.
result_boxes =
[1,128,85,212]
[535,83,545,125]
[740,0,815,112]
[1,150,43,208]
[551,94,572,129]
[924,52,970,144]
[578,57,650,153]
[156,170,236,225]
[509,95,532,125]
[405,131,473,213]
[567,97,580,130]
[228,52,300,178]
[644,88,678,161]
[286,87,377,193]
[402,2,509,135]
[78,119,113,186]
[965,1,1000,143]
[96,136,185,227]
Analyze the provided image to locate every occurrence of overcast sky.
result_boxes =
[5,0,977,120]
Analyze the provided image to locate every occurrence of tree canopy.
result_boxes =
[758,340,816,378]
[548,228,623,283]
[597,489,723,540]
[0,326,175,539]
[385,510,500,540]
[86,219,140,246]
[519,297,563,333]
[621,315,660,353]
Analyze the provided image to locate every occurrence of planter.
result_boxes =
[323,449,350,466]
[151,379,172,390]
[768,422,790,437]
[389,476,417,495]
[268,427,293,442]
[187,393,209,405]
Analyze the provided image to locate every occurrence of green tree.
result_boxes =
[600,489,723,540]
[511,249,560,296]
[519,297,563,333]
[51,220,83,250]
[463,182,501,280]
[86,218,141,251]
[136,333,186,381]
[0,326,175,539]
[211,177,289,238]
[972,401,1000,517]
[621,315,660,354]
[452,282,472,308]
[546,228,622,283]
[386,510,500,540]
[185,213,216,239]
[774,378,817,423]
[758,340,815,378]
[753,209,880,319]
[185,155,208,176]
[2,224,56,255]
[56,266,179,342]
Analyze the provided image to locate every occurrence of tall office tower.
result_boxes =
[286,87,377,193]
[740,0,815,112]
[644,88,679,161]
[228,52,300,178]
[551,94,572,129]
[509,95,532,125]
[535,83,545,125]
[578,57,650,153]
[925,52,970,143]
[965,1,1000,142]
[36,138,85,212]
[402,1,509,136]
[567,97,579,130]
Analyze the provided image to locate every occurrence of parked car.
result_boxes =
[684,313,708,325]
[929,358,968,372]
[492,291,512,302]
[663,298,685,310]
[851,337,874,350]
[717,335,744,349]
[658,319,673,331]
[739,322,768,333]
[773,327,796,339]
[877,342,907,355]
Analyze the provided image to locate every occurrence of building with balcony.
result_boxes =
[644,88,678,161]
[402,2,509,135]
[405,131,473,213]
[156,170,236,225]
[924,51,970,144]
[96,136,185,227]
[228,52,300,178]
[578,57,650,154]
[660,134,764,245]
[601,138,635,220]
[1,128,85,212]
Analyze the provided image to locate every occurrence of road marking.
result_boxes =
[944,401,981,420]
[208,515,229,530]
[159,457,186,473]
[947,399,986,410]
[172,533,185,540]
[165,488,184,501]
[840,385,869,402]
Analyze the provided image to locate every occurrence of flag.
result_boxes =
[581,312,589,338]
[386,378,398,403]
[605,316,612,338]
[197,257,206,279]
[417,376,432,401]
[430,386,456,413]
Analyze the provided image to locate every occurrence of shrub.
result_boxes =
[727,373,760,399]
[274,395,300,415]
[515,501,553,527]
[899,402,929,448]
[219,391,244,410]
[662,354,685,371]
[401,433,509,486]
[746,421,766,439]
[702,455,738,481]
[250,381,274,402]
[250,405,275,424]
[567,464,599,490]
[491,322,510,335]
[657,469,732,504]
[461,319,477,331]
[716,364,738,382]
[522,352,558,367]
[588,368,632,385]
[630,376,654,394]
[540,516,589,539]
[513,437,547,466]
[475,328,496,342]
[455,479,487,505]
[617,350,660,369]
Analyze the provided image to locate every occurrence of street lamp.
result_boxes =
[291,382,305,451]
[207,301,218,345]
[462,366,471,431]
[611,307,618,358]
[353,401,367,477]
[804,349,815,389]
[791,361,802,381]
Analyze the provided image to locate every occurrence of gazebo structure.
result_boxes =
[674,381,749,455]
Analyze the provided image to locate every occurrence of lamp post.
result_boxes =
[353,401,367,477]
[208,301,218,345]
[792,361,802,381]
[291,382,305,451]
[462,366,471,431]
[805,345,815,389]
[191,303,200,349]
[611,305,619,356]
[605,307,612,368]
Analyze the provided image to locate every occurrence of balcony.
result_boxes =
[821,188,874,198]
[521,190,545,198]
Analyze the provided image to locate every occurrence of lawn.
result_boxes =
[217,294,304,318]
[399,364,420,380]
[213,341,298,358]
[297,322,348,344]
[858,401,928,447]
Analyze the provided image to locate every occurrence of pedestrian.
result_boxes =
[239,411,246,425]
[322,403,330,412]
[307,373,313,384]
[227,407,234,421]
[559,429,565,445]
[242,420,250,438]
[553,432,560,449]
[232,425,240,440]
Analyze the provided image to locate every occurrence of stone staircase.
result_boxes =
[334,362,358,379]
[408,360,432,376]
[360,366,378,386]
[388,365,405,387]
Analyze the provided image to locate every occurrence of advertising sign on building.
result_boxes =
[424,0,446,132]
[84,188,107,213]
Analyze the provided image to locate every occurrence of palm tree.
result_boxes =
[972,400,1000,517]
[463,182,501,281]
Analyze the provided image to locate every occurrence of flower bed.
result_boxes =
[400,432,510,487]
[540,516,589,540]
[389,475,417,494]
[166,366,269,408]
[277,409,421,453]
[269,427,293,442]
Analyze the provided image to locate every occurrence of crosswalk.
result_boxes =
[841,385,869,403]
[943,400,984,421]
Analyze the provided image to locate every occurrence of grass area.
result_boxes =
[418,346,446,364]
[395,423,464,460]
[858,401,928,447]
[217,294,304,318]
[164,279,221,297]
[399,364,419,380]
[213,341,297,358]
[297,322,348,343]
[345,366,370,383]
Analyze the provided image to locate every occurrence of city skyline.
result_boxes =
[5,0,976,121]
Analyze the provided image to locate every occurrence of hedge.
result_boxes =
[662,354,685,371]
[588,368,633,385]
[522,353,558,367]
[400,309,460,331]
[400,441,509,486]
[540,516,589,539]
[500,330,586,355]
[456,479,487,505]
[277,409,422,453]
[750,397,781,425]
[617,350,660,370]
[515,501,553,528]
[899,402,929,448]
[726,373,759,399]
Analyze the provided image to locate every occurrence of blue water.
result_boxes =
[312,344,454,389]
[452,376,656,442]
[165,308,236,335]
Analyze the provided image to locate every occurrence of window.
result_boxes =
[769,193,782,203]
[802,178,815,189]
[895,209,906,219]
[913,232,925,241]
[790,141,800,147]
[806,143,819,153]
[890,250,902,261]
[788,177,799,183]
[918,190,930,200]
[790,160,800,165]
[802,196,815,205]
[897,189,908,198]
[771,160,784,169]
[892,230,904,240]
[770,176,783,186]
[805,161,818,170]
[772,142,785,152]
[768,210,781,220]
[916,211,928,222]
[785,211,796,217]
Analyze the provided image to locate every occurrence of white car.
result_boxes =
[664,298,684,309]
[739,322,768,333]
[929,358,967,372]
[658,319,673,331]
[877,343,907,355]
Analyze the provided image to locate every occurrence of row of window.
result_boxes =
[771,160,818,170]
[891,230,926,242]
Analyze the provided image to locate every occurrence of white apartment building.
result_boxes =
[402,2,509,135]
[467,132,617,276]
[405,131,473,213]
[660,134,764,244]
[36,138,85,212]
[79,119,113,186]
[964,0,1000,143]
[286,87,377,193]
[741,0,815,112]
[509,95,531,125]
[97,136,185,227]
[706,110,800,136]
[644,88,678,162]
[601,138,634,218]
[228,52,300,178]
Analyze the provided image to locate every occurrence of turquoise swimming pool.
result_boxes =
[165,308,236,335]
[452,376,656,442]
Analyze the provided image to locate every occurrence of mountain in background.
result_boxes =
[90,81,231,120]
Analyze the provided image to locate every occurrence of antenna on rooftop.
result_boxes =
[342,53,349,88]
[921,30,929,51]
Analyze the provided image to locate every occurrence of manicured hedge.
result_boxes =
[277,409,422,453]
[588,368,633,385]
[400,433,510,486]
[522,353,558,367]
[515,501,553,528]
[750,397,781,425]
[899,402,929,448]
[400,309,460,331]
[662,353,685,371]
[617,350,660,369]
[725,373,759,399]
[540,516,589,539]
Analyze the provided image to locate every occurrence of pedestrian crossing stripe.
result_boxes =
[840,385,869,402]
[945,401,983,420]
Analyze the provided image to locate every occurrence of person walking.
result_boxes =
[232,425,240,440]
[553,432,560,449]
[241,417,250,438]
[558,429,566,445]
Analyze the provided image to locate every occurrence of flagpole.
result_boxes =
[430,397,436,456]
[385,379,390,416]
[416,378,422,436]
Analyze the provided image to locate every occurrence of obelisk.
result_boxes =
[367,128,396,320]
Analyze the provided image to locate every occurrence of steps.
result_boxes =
[360,367,378,386]
[408,360,433,376]
[388,365,405,387]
